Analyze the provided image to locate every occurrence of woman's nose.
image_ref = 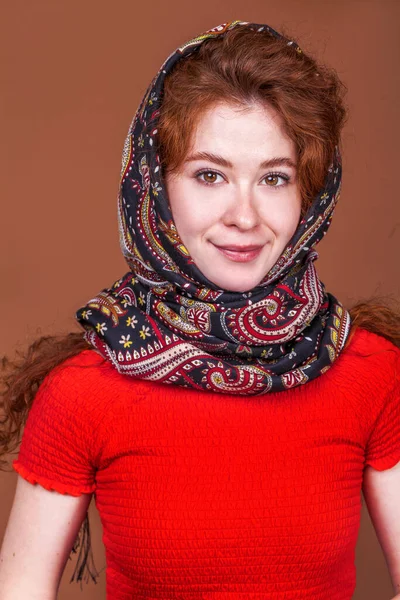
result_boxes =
[222,185,260,230]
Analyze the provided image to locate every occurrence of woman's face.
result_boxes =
[165,102,302,292]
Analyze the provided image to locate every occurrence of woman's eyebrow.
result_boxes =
[184,151,297,169]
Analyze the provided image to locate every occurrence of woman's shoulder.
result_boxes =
[44,348,114,389]
[347,326,399,358]
[40,348,160,411]
[34,349,130,420]
[336,326,399,393]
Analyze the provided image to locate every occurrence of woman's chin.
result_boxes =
[205,273,266,293]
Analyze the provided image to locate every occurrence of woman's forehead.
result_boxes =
[186,103,297,166]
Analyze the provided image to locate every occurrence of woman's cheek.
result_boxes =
[187,189,222,224]
[260,197,300,238]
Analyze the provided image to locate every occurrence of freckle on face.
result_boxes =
[165,101,302,292]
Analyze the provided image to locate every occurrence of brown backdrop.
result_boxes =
[1,1,399,598]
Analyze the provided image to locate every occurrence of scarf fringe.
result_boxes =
[69,512,100,586]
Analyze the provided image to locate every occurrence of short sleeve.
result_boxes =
[13,354,100,496]
[364,349,400,471]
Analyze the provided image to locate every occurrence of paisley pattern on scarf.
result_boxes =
[76,20,351,395]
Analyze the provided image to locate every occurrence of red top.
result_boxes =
[13,327,400,599]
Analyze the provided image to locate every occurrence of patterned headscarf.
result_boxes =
[76,20,351,395]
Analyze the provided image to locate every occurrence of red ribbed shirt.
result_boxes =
[13,328,400,599]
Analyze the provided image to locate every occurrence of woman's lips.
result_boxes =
[213,244,264,263]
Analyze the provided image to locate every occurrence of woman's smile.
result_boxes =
[211,243,264,263]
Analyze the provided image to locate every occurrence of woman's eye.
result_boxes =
[262,173,290,187]
[196,171,223,185]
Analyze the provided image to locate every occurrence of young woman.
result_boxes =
[1,20,399,600]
